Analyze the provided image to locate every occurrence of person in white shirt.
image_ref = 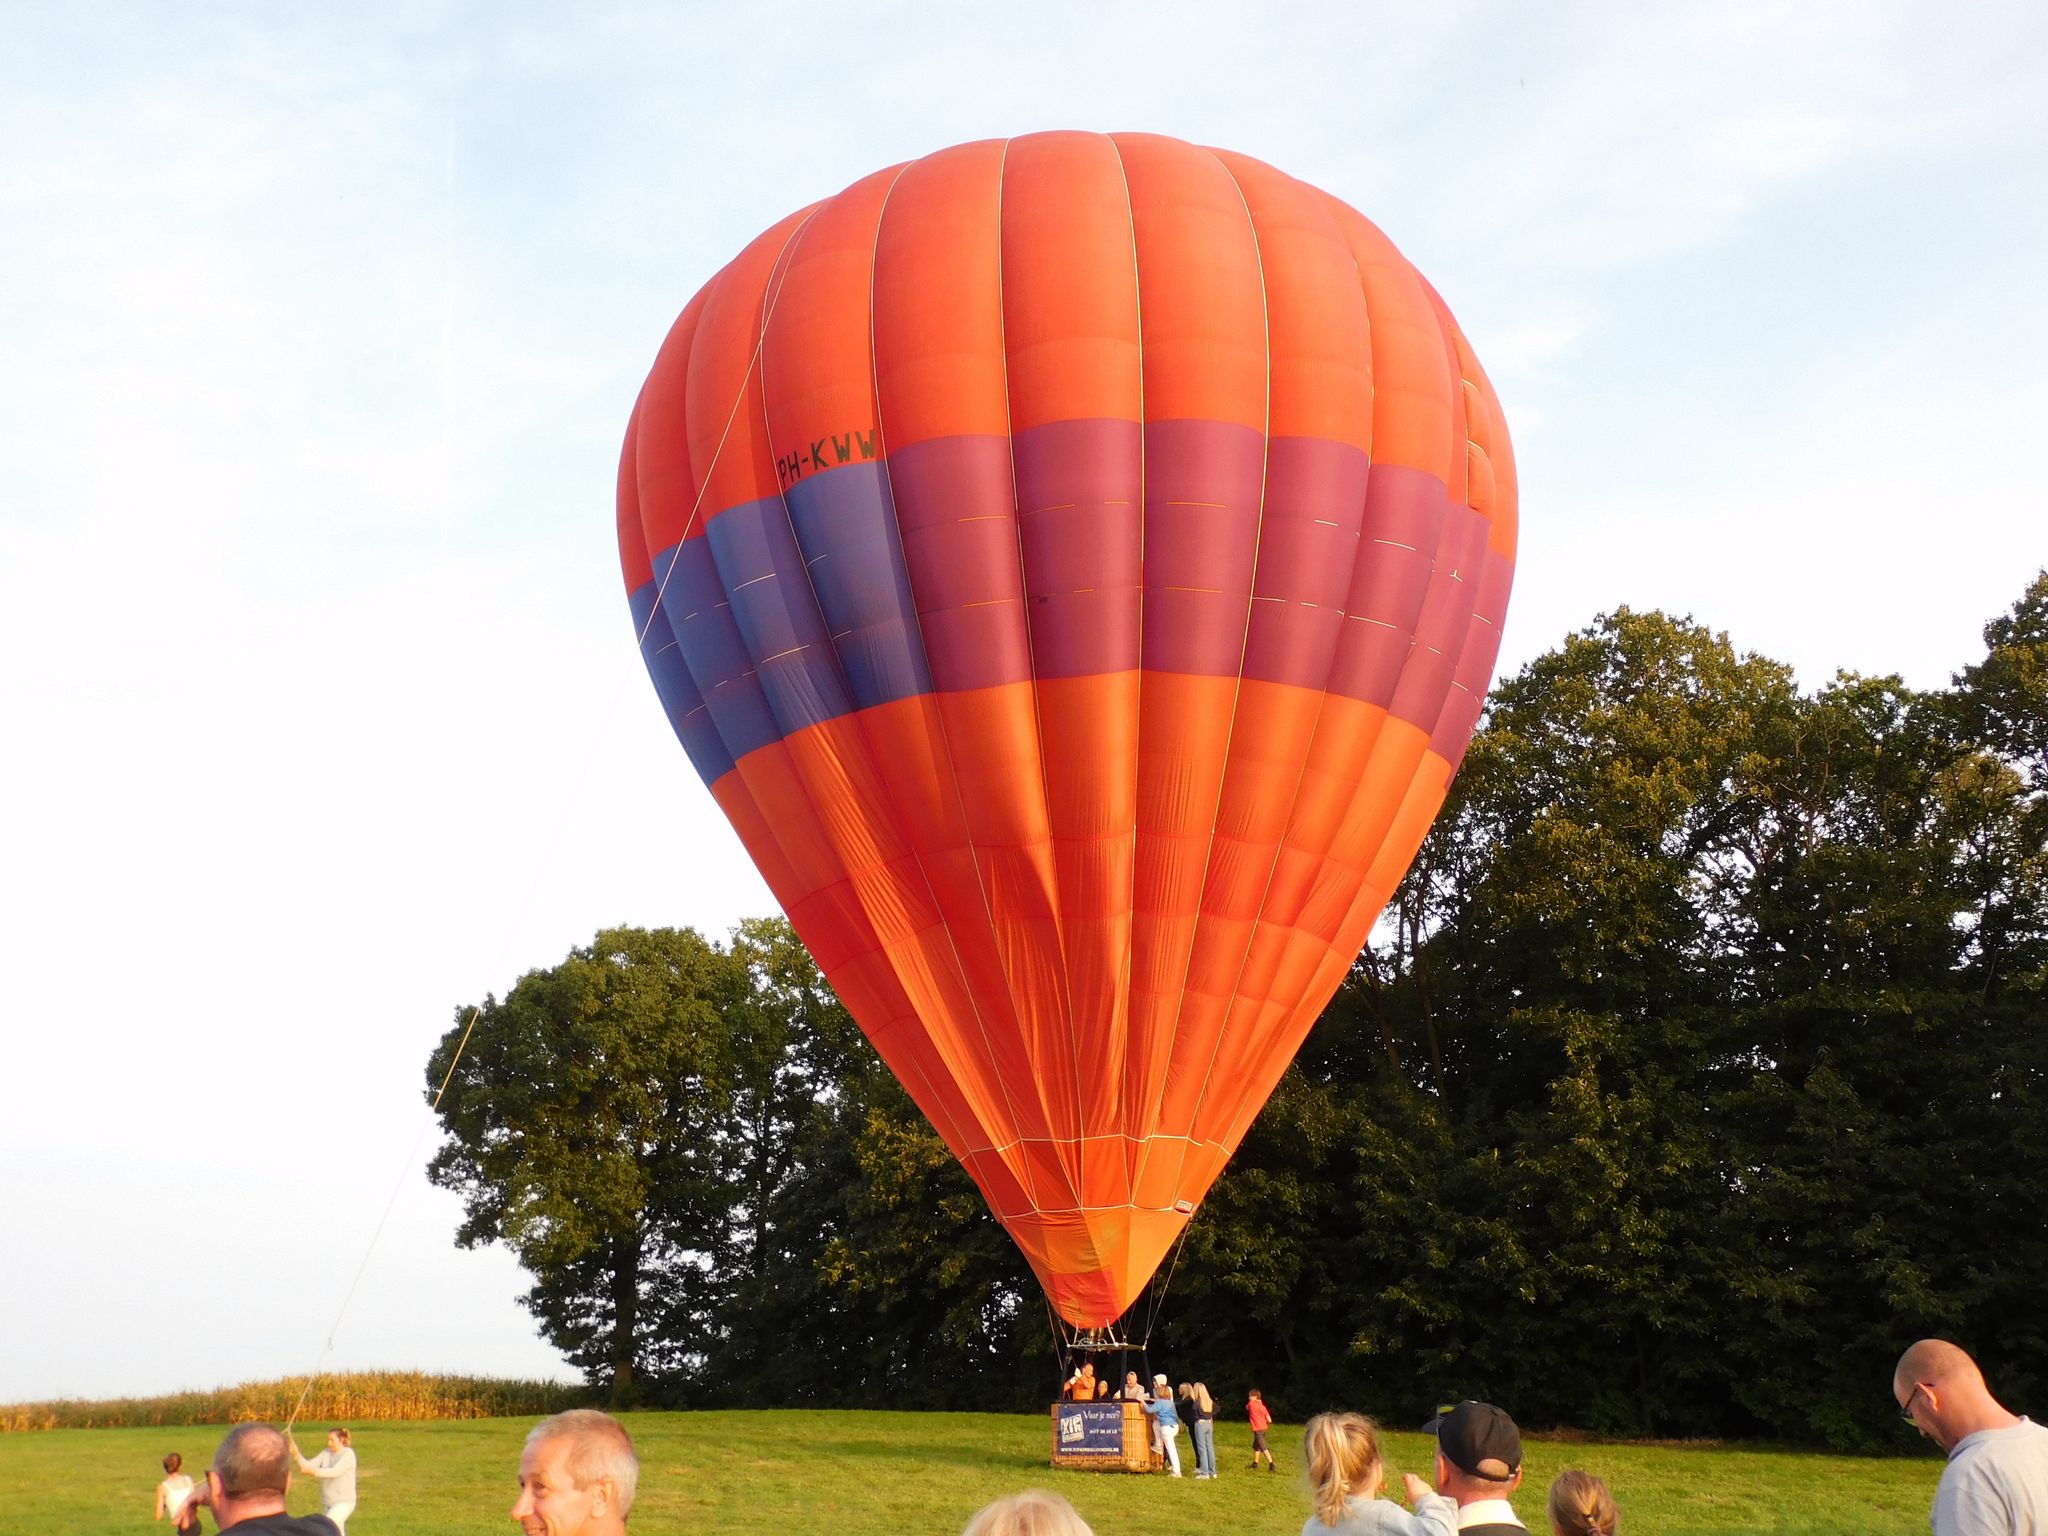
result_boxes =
[290,1427,358,1534]
[154,1451,199,1533]
[1430,1401,1528,1534]
[1895,1339,2048,1536]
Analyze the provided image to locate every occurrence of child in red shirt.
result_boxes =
[1248,1388,1276,1471]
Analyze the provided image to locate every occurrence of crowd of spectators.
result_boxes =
[144,1336,2041,1535]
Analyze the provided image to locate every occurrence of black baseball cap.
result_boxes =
[1428,1400,1522,1479]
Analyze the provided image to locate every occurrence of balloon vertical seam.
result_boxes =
[1149,137,1275,1214]
[1103,130,1150,1217]
[1176,157,1356,1154]
[991,134,1095,1221]
[749,170,993,1173]
[864,146,1049,1217]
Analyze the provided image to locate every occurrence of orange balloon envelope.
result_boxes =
[617,132,1517,1328]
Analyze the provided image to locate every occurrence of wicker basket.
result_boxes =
[1050,1400,1163,1472]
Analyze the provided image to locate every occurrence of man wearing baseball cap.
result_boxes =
[1430,1401,1527,1533]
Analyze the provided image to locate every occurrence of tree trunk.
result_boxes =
[609,1231,642,1408]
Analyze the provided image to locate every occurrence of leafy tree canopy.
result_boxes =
[430,576,2047,1446]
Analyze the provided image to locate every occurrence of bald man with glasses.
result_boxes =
[1894,1339,2048,1535]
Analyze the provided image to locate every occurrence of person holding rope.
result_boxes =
[289,1428,357,1534]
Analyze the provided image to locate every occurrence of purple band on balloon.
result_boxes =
[634,419,1506,790]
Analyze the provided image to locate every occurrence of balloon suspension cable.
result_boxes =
[277,216,813,1440]
[1052,1310,1165,1403]
[1139,1218,1196,1353]
[1046,1296,1071,1388]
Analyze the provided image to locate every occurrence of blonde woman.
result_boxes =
[963,1489,1095,1536]
[1301,1412,1456,1536]
[1178,1381,1218,1478]
[1547,1470,1619,1536]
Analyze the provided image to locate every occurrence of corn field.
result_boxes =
[0,1371,593,1431]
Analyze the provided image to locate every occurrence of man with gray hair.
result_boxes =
[194,1423,339,1534]
[1895,1339,2048,1535]
[512,1408,638,1536]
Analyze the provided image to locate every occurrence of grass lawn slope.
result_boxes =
[0,1408,1943,1535]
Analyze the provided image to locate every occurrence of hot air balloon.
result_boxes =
[617,132,1516,1331]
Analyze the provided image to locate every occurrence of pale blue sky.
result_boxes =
[2,1,2041,1401]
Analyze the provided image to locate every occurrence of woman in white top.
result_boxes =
[291,1426,358,1534]
[154,1451,199,1533]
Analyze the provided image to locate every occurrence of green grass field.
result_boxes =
[0,1409,1943,1535]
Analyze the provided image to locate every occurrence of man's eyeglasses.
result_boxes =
[1899,1383,1928,1424]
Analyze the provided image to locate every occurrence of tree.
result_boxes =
[427,919,1053,1409]
[689,918,1048,1407]
[1954,569,2048,789]
[424,586,2046,1440]
[1365,610,1794,1433]
[425,925,748,1405]
[1161,594,2045,1446]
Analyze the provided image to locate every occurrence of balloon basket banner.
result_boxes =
[1049,1401,1161,1472]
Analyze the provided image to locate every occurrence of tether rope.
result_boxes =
[284,889,553,1436]
[278,214,816,1436]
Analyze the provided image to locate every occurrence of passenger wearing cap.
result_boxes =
[1431,1402,1527,1534]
